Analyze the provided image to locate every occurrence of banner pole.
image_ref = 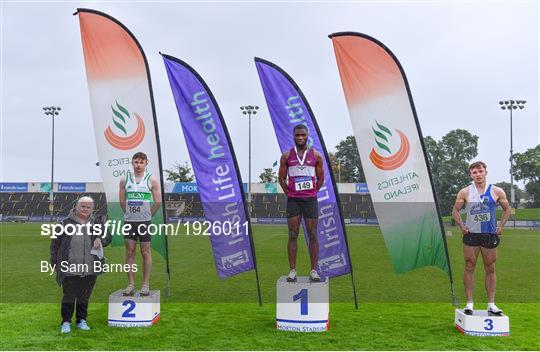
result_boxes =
[75,8,171,296]
[329,32,456,305]
[255,57,358,307]
[249,226,263,307]
[162,53,262,301]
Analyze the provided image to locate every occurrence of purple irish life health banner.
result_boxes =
[163,54,257,280]
[255,58,354,280]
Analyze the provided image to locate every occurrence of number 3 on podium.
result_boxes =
[293,289,308,315]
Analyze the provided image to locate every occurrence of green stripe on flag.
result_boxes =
[382,209,449,276]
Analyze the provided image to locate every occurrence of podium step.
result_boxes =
[108,289,160,327]
[455,309,510,336]
[276,276,329,332]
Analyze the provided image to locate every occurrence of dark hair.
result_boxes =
[132,152,148,161]
[293,124,308,133]
[469,161,487,171]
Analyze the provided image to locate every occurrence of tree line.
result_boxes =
[165,131,539,215]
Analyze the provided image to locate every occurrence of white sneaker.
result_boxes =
[286,269,297,282]
[76,320,91,331]
[60,322,71,334]
[309,270,321,282]
[463,302,473,315]
[488,304,503,316]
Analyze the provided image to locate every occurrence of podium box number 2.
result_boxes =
[108,290,160,327]
[276,276,329,332]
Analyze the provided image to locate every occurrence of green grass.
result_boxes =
[510,208,540,220]
[1,303,538,350]
[443,208,540,222]
[1,223,539,350]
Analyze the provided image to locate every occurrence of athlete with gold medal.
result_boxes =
[279,124,325,283]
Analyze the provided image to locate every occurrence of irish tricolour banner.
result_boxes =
[76,9,169,265]
[255,57,358,304]
[162,53,261,302]
[330,33,455,297]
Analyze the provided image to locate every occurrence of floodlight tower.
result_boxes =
[42,106,61,222]
[240,105,259,214]
[498,99,526,220]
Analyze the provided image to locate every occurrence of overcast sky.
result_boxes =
[1,1,538,188]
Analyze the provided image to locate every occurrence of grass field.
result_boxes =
[1,223,539,350]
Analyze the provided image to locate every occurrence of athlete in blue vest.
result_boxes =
[452,161,510,316]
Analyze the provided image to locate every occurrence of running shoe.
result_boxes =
[463,302,473,315]
[286,269,297,282]
[310,270,321,282]
[488,304,503,316]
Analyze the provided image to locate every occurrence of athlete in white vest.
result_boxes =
[452,161,510,316]
[119,152,162,296]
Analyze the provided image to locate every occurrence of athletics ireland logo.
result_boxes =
[104,100,145,150]
[369,121,410,171]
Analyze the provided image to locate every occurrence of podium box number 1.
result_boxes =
[108,290,160,327]
[276,276,329,332]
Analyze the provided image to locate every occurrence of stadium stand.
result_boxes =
[251,194,287,219]
[4,183,537,228]
[0,192,107,221]
[0,182,377,223]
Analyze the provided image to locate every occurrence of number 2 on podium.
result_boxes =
[122,300,136,318]
[293,289,308,315]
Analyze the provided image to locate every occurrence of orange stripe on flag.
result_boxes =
[79,12,146,81]
[331,36,402,106]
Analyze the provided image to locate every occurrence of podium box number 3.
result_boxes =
[455,309,510,336]
[276,276,329,332]
[108,290,160,327]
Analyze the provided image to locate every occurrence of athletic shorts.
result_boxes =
[124,221,152,242]
[462,233,500,249]
[287,197,318,219]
